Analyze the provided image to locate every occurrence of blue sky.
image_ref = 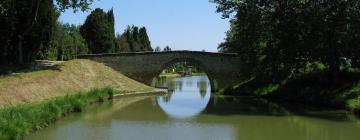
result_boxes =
[59,0,229,52]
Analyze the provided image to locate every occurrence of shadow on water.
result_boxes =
[157,75,358,122]
[156,76,211,119]
[25,75,360,140]
[204,96,290,116]
[203,95,358,122]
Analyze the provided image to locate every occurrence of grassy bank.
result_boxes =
[159,72,207,78]
[0,59,158,139]
[159,73,181,78]
[0,88,115,140]
[0,59,153,107]
[191,73,207,76]
[221,70,360,116]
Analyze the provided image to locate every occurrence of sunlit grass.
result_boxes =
[0,59,154,107]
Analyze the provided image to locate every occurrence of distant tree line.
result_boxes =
[163,46,172,52]
[115,26,153,52]
[163,61,203,74]
[212,0,360,82]
[154,46,172,52]
[0,1,154,71]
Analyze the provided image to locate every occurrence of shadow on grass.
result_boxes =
[0,63,62,77]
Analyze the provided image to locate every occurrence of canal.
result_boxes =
[26,76,360,140]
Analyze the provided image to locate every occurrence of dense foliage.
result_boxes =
[115,26,153,52]
[39,23,88,61]
[81,8,116,54]
[213,0,360,82]
[1,1,154,73]
[164,62,204,74]
[0,0,94,66]
[163,46,172,52]
[154,46,162,52]
[0,0,57,65]
[214,0,360,115]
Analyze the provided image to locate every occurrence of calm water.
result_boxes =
[26,76,360,140]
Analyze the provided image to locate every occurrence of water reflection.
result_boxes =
[25,76,360,140]
[156,76,211,119]
[197,79,208,98]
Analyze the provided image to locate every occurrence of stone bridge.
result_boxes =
[79,51,245,91]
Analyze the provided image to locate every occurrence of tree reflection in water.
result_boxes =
[158,76,183,103]
[156,76,211,118]
[158,76,210,103]
[197,78,209,99]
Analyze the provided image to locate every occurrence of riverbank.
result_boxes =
[159,73,181,77]
[24,76,360,140]
[221,70,360,116]
[0,88,166,140]
[0,88,114,139]
[0,59,168,139]
[159,72,207,78]
[0,59,154,107]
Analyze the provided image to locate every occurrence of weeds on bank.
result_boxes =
[0,88,114,140]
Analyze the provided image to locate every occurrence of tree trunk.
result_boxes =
[14,0,41,65]
[17,35,24,65]
[328,30,340,83]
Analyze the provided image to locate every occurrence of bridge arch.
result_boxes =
[151,57,219,91]
[79,51,245,91]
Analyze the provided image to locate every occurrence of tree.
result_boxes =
[139,27,153,51]
[0,0,57,65]
[80,8,115,54]
[129,26,140,51]
[115,25,153,52]
[115,34,131,52]
[154,46,161,52]
[213,0,270,78]
[212,0,360,82]
[163,46,172,52]
[0,0,96,66]
[38,23,88,61]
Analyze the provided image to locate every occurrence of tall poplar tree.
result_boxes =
[80,8,115,54]
[115,26,153,52]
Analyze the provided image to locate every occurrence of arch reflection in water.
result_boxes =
[25,76,360,140]
[157,76,211,119]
